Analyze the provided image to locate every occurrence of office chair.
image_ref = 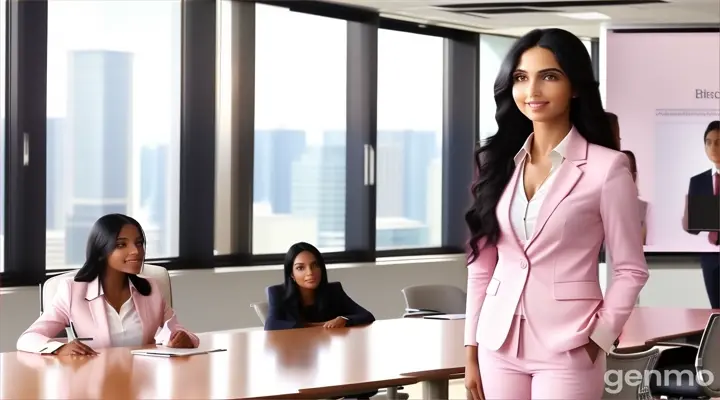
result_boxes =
[650,313,720,399]
[603,347,660,400]
[401,284,466,318]
[39,264,173,314]
[250,301,269,325]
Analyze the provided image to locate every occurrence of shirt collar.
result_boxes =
[713,166,719,176]
[97,277,138,297]
[513,128,573,166]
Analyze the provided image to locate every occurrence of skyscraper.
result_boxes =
[254,129,306,214]
[46,118,65,231]
[64,50,133,265]
[291,131,345,248]
[377,130,437,223]
[140,145,168,254]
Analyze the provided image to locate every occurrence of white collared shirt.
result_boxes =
[100,282,144,348]
[510,131,571,317]
[510,132,571,243]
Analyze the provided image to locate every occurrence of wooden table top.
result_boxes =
[293,318,464,395]
[390,307,719,379]
[0,333,305,400]
[1,307,715,399]
[0,326,418,400]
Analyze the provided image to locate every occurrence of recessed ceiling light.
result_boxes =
[558,12,611,20]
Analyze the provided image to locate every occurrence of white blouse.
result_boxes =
[510,133,571,317]
[102,286,144,348]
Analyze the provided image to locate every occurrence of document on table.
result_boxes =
[131,347,227,358]
[423,314,466,320]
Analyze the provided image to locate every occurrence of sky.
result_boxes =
[46,0,179,146]
[37,1,444,148]
[255,3,444,137]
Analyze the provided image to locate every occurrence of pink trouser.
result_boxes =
[477,316,606,400]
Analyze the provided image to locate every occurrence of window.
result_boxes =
[252,4,347,254]
[583,39,593,58]
[46,0,181,269]
[0,0,5,272]
[376,29,443,250]
[479,34,516,142]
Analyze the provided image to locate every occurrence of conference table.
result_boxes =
[0,307,716,400]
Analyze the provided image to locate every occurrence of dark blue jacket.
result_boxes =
[264,282,375,331]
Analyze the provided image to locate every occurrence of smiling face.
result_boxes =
[512,46,573,124]
[106,224,145,275]
[291,251,322,290]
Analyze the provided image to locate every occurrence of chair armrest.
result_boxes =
[405,308,440,313]
[654,342,699,349]
[605,347,661,399]
[608,347,660,361]
[402,309,445,318]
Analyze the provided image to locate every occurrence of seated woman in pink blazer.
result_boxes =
[17,213,199,355]
[463,29,648,400]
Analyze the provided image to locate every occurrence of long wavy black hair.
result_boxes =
[74,213,151,295]
[465,28,617,263]
[281,242,330,313]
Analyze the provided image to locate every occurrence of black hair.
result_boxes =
[621,150,637,173]
[465,28,617,263]
[282,242,330,314]
[606,112,619,139]
[704,120,720,141]
[74,213,151,295]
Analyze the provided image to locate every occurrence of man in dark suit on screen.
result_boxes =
[683,120,720,309]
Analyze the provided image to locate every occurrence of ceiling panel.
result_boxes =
[321,0,720,37]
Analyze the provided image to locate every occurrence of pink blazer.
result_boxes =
[464,128,649,354]
[17,276,199,354]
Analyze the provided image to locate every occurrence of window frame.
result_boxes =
[4,0,48,286]
[2,0,478,287]
[373,18,477,257]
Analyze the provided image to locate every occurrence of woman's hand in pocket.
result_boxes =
[583,340,601,363]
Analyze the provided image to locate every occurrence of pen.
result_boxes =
[206,348,228,355]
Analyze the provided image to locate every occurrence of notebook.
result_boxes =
[423,314,465,320]
[131,347,227,358]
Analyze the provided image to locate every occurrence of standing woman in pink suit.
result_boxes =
[463,28,649,400]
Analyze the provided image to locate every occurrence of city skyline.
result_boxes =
[41,119,442,264]
[1,1,449,271]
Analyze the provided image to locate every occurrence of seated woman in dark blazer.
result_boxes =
[264,241,375,331]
